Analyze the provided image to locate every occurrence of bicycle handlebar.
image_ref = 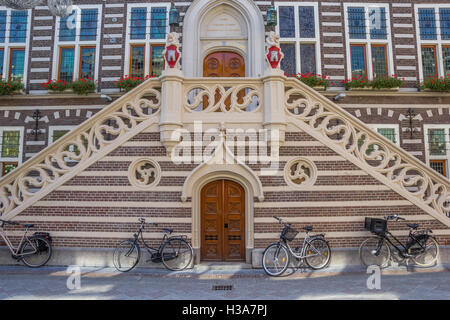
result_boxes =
[384,214,406,222]
[0,219,19,226]
[138,218,158,227]
[273,216,291,225]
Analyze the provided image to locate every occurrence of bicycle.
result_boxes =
[359,214,440,268]
[262,216,331,276]
[113,218,194,272]
[0,219,52,268]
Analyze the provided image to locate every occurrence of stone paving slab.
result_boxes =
[0,266,449,300]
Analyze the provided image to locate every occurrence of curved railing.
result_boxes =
[284,78,450,226]
[0,79,162,220]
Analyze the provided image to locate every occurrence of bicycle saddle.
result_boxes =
[303,226,313,232]
[407,223,419,230]
[162,228,174,234]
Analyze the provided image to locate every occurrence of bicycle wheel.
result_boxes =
[262,243,290,277]
[113,240,140,272]
[359,236,391,268]
[19,237,52,268]
[411,237,440,267]
[304,238,331,270]
[161,238,193,271]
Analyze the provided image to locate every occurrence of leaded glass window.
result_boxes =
[351,45,366,78]
[9,11,28,43]
[369,7,387,40]
[59,47,75,82]
[80,47,96,79]
[429,129,447,156]
[52,130,69,142]
[421,46,437,79]
[2,162,18,176]
[377,128,396,143]
[443,47,450,77]
[0,49,3,78]
[59,10,76,42]
[0,11,6,43]
[9,48,24,81]
[279,6,295,38]
[151,45,164,77]
[371,45,388,78]
[419,8,437,40]
[440,8,450,40]
[150,7,167,40]
[348,7,366,39]
[300,44,316,74]
[131,8,147,40]
[130,45,145,78]
[299,6,315,38]
[280,43,296,76]
[1,131,20,158]
[80,9,98,41]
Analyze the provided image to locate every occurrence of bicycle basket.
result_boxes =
[364,218,387,235]
[281,226,299,242]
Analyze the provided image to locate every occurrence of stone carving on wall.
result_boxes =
[128,158,161,189]
[163,32,181,70]
[284,157,318,189]
[265,31,284,69]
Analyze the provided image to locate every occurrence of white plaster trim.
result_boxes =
[183,0,265,77]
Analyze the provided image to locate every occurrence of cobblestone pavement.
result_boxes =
[0,265,449,300]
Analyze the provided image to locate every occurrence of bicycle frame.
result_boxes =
[132,226,168,255]
[380,230,428,258]
[280,233,323,260]
[0,226,36,257]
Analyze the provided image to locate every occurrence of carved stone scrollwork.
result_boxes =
[284,157,317,189]
[128,158,161,189]
[185,84,260,113]
[0,84,161,218]
[285,82,450,219]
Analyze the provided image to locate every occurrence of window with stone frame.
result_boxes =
[53,5,101,83]
[276,2,320,76]
[125,4,170,78]
[344,3,392,81]
[0,127,23,177]
[424,125,450,178]
[0,7,30,82]
[416,5,450,81]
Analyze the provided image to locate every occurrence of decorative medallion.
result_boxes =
[228,58,241,69]
[206,58,220,70]
[284,157,317,189]
[128,158,161,189]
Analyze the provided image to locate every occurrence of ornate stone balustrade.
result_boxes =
[0,80,161,220]
[284,78,450,226]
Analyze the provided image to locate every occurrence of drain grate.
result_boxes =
[212,285,233,291]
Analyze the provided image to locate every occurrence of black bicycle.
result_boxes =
[113,218,193,272]
[262,216,331,276]
[360,214,440,268]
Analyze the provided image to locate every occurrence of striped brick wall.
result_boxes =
[5,128,449,251]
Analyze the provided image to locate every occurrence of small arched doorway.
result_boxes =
[203,51,245,77]
[201,179,246,261]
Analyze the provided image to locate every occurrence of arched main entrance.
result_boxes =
[201,179,246,261]
[203,51,245,77]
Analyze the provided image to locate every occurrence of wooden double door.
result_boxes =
[203,51,245,77]
[201,180,246,261]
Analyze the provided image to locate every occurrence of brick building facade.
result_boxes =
[1,0,450,266]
